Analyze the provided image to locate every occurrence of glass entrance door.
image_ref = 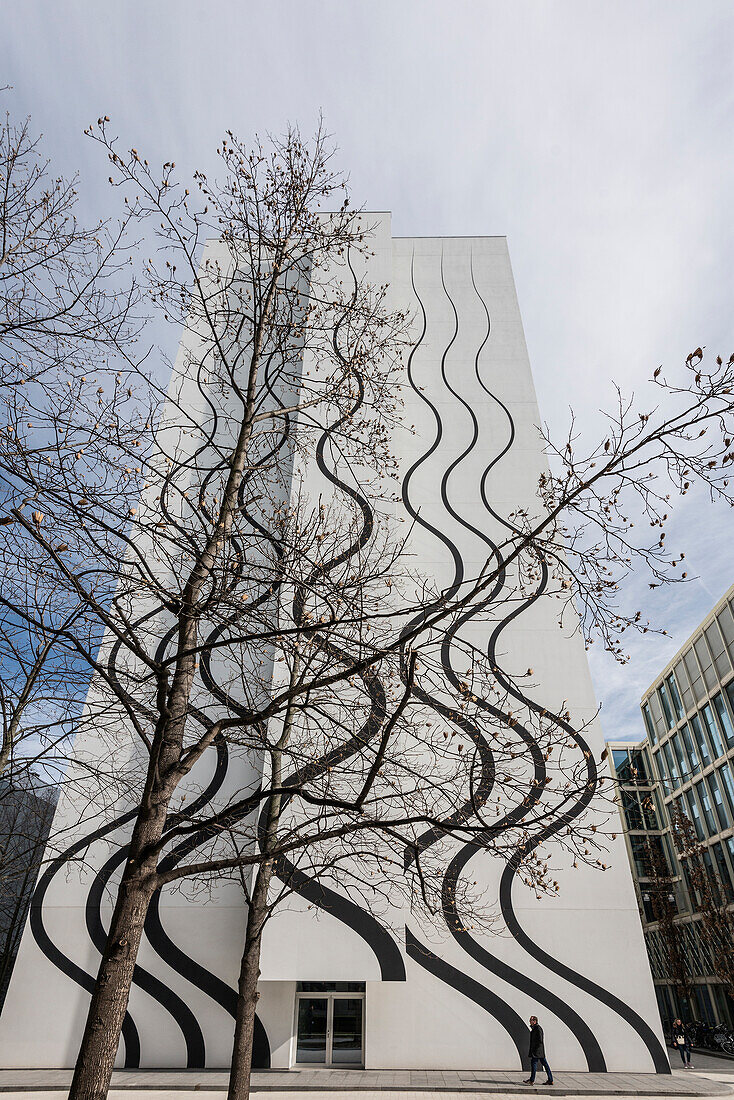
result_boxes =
[331,997,363,1064]
[296,997,328,1064]
[295,994,364,1066]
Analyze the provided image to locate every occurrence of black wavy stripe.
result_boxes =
[446,258,668,1073]
[399,251,527,1051]
[431,281,602,1067]
[31,355,289,1066]
[270,291,406,979]
[400,254,498,865]
[135,353,294,1065]
[405,927,527,1064]
[86,845,206,1067]
[405,253,594,1064]
[29,809,142,1068]
[432,257,607,1069]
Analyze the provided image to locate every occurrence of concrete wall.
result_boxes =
[0,221,667,1073]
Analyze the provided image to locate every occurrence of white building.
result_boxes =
[0,219,668,1074]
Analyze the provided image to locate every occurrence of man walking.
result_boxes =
[523,1015,554,1085]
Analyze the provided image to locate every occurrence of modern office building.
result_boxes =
[608,582,734,1030]
[0,220,667,1073]
[0,776,57,1010]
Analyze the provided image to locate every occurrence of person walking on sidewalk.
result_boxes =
[671,1018,693,1069]
[523,1015,554,1085]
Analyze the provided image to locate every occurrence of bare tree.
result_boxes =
[671,805,734,1003]
[0,108,140,386]
[641,831,693,1014]
[2,110,734,1100]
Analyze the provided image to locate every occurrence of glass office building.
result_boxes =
[609,581,734,1031]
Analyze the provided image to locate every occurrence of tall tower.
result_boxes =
[0,219,667,1073]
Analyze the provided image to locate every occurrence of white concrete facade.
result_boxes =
[0,220,667,1073]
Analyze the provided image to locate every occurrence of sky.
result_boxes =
[3,0,734,742]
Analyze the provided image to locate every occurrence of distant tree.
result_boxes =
[0,104,140,783]
[641,830,693,1016]
[671,805,734,1004]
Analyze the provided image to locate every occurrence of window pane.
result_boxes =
[685,789,705,840]
[659,683,675,729]
[684,648,705,703]
[719,763,734,816]
[622,789,643,830]
[640,790,659,830]
[707,773,729,830]
[612,749,631,784]
[667,674,684,720]
[713,693,734,747]
[712,842,733,900]
[643,704,656,744]
[654,748,668,783]
[331,998,363,1064]
[702,703,724,758]
[690,713,711,765]
[719,603,734,645]
[664,743,679,788]
[630,748,649,784]
[727,837,734,873]
[674,659,694,714]
[705,622,731,680]
[671,732,688,782]
[695,985,715,1024]
[681,724,699,775]
[296,998,328,1063]
[695,636,717,693]
[726,681,734,736]
[695,780,717,836]
[649,692,667,737]
[630,835,649,877]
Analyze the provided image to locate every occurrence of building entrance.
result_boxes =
[294,983,364,1066]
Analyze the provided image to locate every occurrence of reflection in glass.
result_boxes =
[659,683,674,729]
[702,704,724,758]
[713,692,734,747]
[297,998,327,1063]
[667,674,684,720]
[331,998,363,1064]
[690,713,711,765]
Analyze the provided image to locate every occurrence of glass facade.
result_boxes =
[608,586,734,1032]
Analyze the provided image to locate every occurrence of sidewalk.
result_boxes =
[0,1069,731,1098]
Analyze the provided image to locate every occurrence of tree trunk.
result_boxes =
[68,834,161,1100]
[227,860,273,1100]
[228,666,296,1100]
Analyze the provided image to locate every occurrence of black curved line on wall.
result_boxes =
[458,262,668,1073]
[429,261,606,1070]
[34,455,276,1066]
[409,254,601,1067]
[30,347,292,1066]
[29,810,142,1068]
[399,251,531,1053]
[136,354,293,1066]
[405,927,527,1064]
[270,334,406,981]
[86,844,206,1067]
[400,252,625,1073]
[399,254,498,865]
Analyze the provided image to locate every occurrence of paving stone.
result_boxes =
[0,1069,729,1096]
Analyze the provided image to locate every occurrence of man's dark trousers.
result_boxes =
[529,1056,553,1084]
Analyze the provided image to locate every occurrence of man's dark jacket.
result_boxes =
[528,1024,545,1060]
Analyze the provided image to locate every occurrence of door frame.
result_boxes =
[293,991,365,1068]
